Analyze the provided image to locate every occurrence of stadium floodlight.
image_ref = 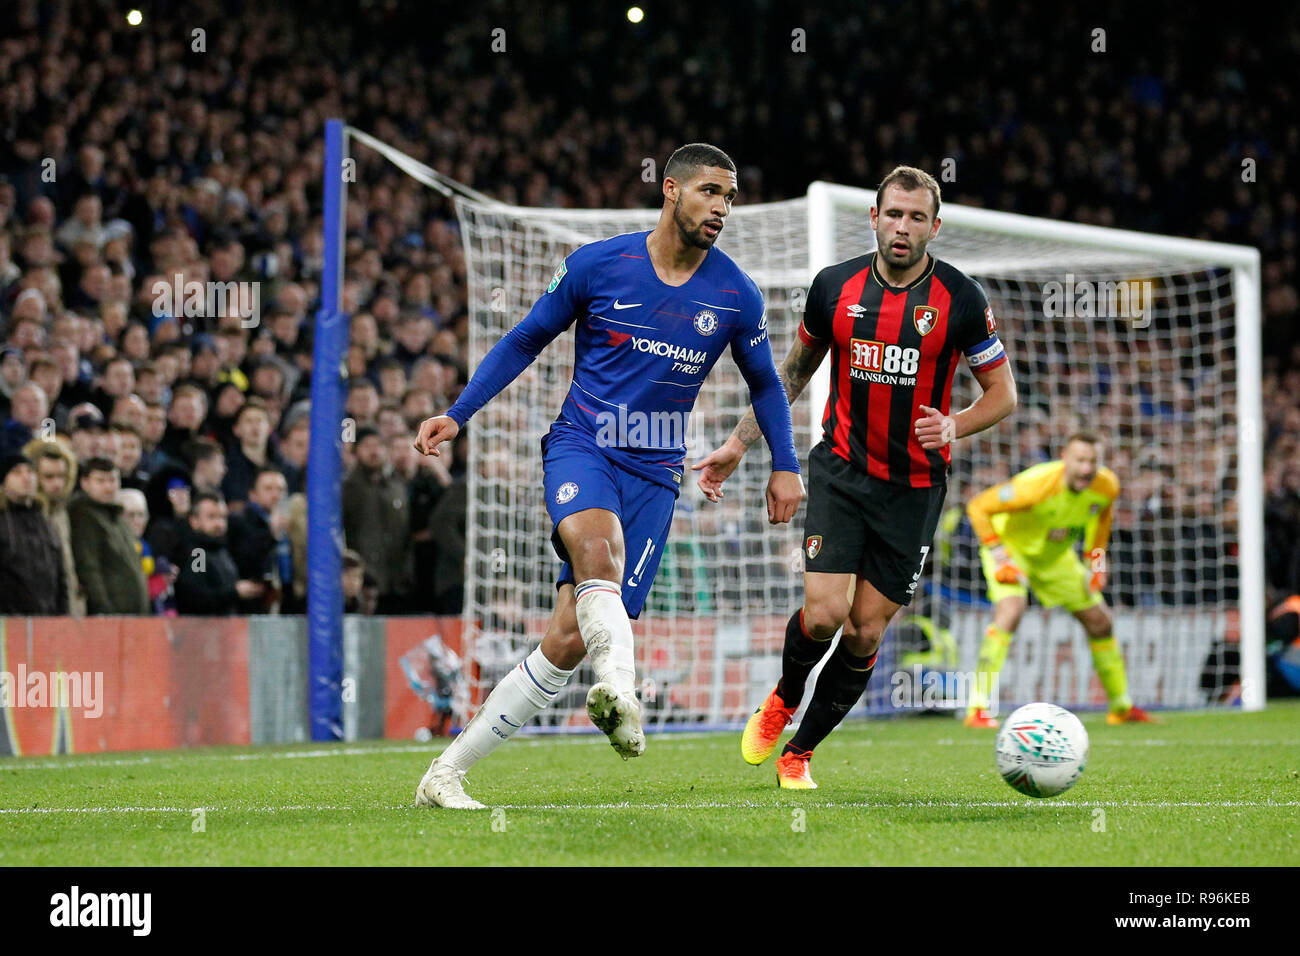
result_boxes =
[313,121,1263,740]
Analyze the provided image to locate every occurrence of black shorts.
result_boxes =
[802,440,947,606]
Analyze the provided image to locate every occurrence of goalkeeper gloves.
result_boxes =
[1088,548,1108,592]
[984,540,1023,585]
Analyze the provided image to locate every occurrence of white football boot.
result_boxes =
[415,757,487,810]
[585,682,646,759]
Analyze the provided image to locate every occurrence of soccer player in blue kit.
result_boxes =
[412,144,804,809]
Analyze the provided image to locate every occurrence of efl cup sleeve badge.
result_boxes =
[805,535,822,560]
[556,481,579,504]
[913,305,938,336]
[693,309,718,336]
[546,260,567,294]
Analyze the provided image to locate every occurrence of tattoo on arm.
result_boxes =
[733,338,829,448]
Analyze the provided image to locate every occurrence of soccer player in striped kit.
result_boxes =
[696,166,1018,788]
[412,144,804,809]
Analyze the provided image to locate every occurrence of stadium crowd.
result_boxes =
[0,0,1295,615]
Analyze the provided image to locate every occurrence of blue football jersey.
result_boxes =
[447,230,798,490]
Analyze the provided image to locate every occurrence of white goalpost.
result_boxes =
[330,126,1263,728]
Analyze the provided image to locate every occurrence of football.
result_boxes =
[995,702,1090,798]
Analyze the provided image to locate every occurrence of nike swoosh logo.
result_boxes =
[499,715,521,728]
[613,300,642,310]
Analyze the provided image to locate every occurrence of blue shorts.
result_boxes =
[541,427,677,619]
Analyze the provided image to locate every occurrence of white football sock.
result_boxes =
[574,578,636,696]
[437,646,574,771]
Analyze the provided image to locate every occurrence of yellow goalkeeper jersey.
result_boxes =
[966,461,1119,563]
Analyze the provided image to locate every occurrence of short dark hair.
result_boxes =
[236,396,270,422]
[877,165,942,218]
[192,490,225,511]
[81,456,117,478]
[110,422,141,440]
[182,438,222,468]
[664,143,736,183]
[253,465,286,486]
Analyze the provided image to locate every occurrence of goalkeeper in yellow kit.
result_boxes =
[964,431,1157,727]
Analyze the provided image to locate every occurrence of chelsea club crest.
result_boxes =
[694,309,718,336]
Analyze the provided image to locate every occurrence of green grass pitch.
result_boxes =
[3,701,1297,866]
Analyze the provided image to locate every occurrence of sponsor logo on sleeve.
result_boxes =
[547,260,568,293]
[985,305,996,334]
[967,338,1005,368]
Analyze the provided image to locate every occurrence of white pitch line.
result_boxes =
[3,799,1298,815]
[0,732,1292,772]
[0,733,641,772]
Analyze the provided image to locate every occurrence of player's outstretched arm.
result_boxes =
[413,252,587,457]
[915,360,1017,450]
[693,336,828,501]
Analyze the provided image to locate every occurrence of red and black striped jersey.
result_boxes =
[798,252,1007,488]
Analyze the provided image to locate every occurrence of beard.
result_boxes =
[673,198,717,250]
[878,235,928,271]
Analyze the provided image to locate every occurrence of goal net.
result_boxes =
[453,181,1263,730]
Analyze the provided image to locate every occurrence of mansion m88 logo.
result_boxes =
[849,339,920,385]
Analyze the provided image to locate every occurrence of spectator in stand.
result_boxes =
[207,381,245,452]
[67,456,149,614]
[342,548,376,615]
[0,346,26,419]
[282,490,308,613]
[227,467,289,613]
[23,437,84,615]
[89,355,134,420]
[345,378,381,429]
[173,491,265,615]
[278,413,310,495]
[139,399,169,472]
[184,439,227,497]
[143,466,192,565]
[400,387,438,433]
[111,422,149,491]
[188,336,222,390]
[28,356,65,430]
[1,381,49,456]
[117,486,174,614]
[0,453,66,614]
[342,426,411,614]
[392,431,453,613]
[426,433,469,614]
[133,361,164,405]
[376,401,407,441]
[375,356,408,403]
[49,338,93,410]
[66,403,108,463]
[222,398,279,505]
[157,382,207,466]
[109,393,148,436]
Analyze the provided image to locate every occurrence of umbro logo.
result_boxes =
[847,304,866,316]
[613,300,642,310]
